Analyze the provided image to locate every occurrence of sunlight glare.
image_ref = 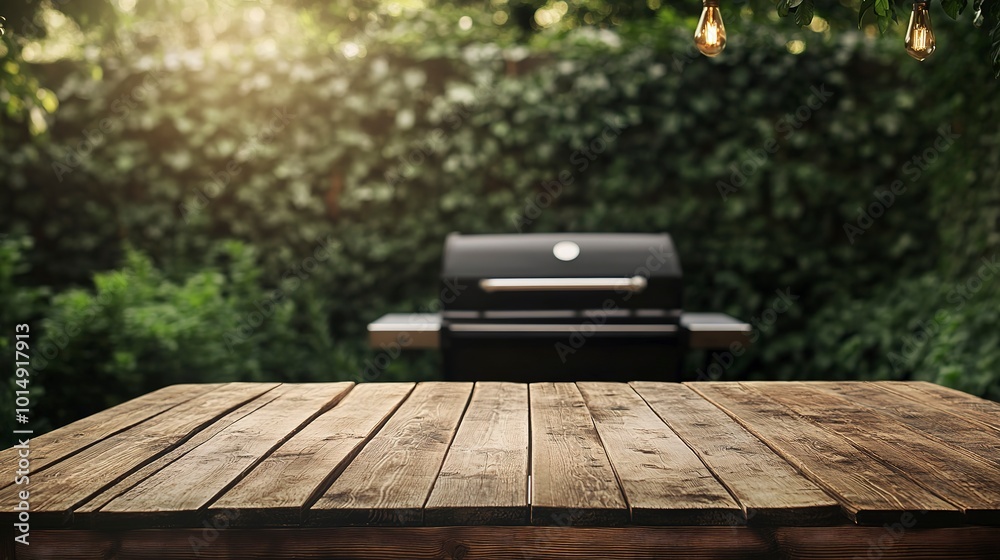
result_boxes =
[786,39,806,54]
[247,7,266,24]
[342,42,361,58]
[809,16,829,33]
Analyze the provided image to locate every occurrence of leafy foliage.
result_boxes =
[0,238,437,444]
[0,237,50,446]
[0,3,998,435]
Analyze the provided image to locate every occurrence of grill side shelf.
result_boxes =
[367,313,442,349]
[366,312,752,350]
[681,312,753,349]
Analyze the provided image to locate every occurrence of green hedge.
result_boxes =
[2,6,999,437]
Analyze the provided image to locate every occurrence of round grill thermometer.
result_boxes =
[552,241,580,262]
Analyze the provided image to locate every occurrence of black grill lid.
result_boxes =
[441,233,682,312]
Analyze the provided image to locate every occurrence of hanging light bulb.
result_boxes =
[694,0,726,57]
[905,1,936,61]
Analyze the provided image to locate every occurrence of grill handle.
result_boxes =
[479,276,648,293]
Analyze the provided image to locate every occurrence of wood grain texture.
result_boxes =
[0,383,279,527]
[752,382,1000,524]
[210,382,414,526]
[877,381,1000,434]
[529,382,628,526]
[424,382,530,525]
[769,525,1000,560]
[73,389,287,522]
[0,384,220,490]
[16,527,773,559]
[93,383,353,527]
[20,526,1000,559]
[577,382,742,525]
[634,382,841,525]
[8,380,1000,546]
[689,382,962,525]
[806,382,1000,468]
[310,382,473,526]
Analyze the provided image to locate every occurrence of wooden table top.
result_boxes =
[3,381,1000,558]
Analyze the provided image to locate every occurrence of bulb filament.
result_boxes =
[905,2,936,61]
[694,1,726,57]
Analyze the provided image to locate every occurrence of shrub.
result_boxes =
[23,240,440,431]
[1,5,998,433]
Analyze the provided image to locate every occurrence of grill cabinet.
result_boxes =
[369,233,751,381]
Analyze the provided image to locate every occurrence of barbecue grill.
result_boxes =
[368,233,751,381]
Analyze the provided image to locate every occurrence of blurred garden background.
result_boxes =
[1,0,999,441]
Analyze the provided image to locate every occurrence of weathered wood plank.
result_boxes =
[529,382,628,526]
[633,382,841,525]
[424,382,530,525]
[210,383,414,526]
[92,383,353,527]
[0,384,221,490]
[689,382,961,525]
[16,526,772,559]
[751,381,1000,524]
[770,525,1000,560]
[577,382,742,525]
[9,380,999,541]
[21,526,1000,559]
[309,382,473,526]
[1,383,280,527]
[806,382,1000,469]
[73,388,292,522]
[877,381,1000,434]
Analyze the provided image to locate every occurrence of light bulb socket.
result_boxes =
[703,0,720,7]
[911,0,928,7]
